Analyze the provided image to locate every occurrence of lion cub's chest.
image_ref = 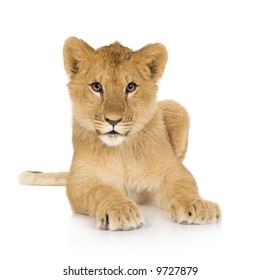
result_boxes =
[100,167,162,203]
[96,151,163,197]
[96,147,166,201]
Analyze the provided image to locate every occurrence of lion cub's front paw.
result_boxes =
[170,198,221,225]
[96,200,144,231]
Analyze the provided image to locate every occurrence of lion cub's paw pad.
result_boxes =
[170,199,221,225]
[96,201,144,231]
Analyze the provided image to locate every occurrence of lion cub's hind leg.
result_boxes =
[159,100,190,161]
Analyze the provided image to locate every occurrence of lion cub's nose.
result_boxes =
[105,117,122,126]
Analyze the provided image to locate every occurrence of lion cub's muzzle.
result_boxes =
[104,117,123,135]
[94,115,133,147]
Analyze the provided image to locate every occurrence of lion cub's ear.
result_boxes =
[134,43,168,81]
[63,37,95,77]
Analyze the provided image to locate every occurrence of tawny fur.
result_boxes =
[19,171,68,186]
[19,37,221,230]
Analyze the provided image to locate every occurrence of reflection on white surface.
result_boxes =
[1,172,260,279]
[68,203,223,253]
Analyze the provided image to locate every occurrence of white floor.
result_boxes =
[1,173,259,279]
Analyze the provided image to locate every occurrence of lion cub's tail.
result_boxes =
[19,171,68,186]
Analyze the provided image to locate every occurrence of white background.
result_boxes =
[0,0,260,279]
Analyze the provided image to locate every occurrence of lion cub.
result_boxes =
[20,37,221,230]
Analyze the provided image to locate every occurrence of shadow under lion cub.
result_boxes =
[19,37,221,230]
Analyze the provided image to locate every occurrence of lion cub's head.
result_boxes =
[63,37,168,146]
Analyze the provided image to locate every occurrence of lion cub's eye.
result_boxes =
[90,82,103,94]
[125,82,137,95]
